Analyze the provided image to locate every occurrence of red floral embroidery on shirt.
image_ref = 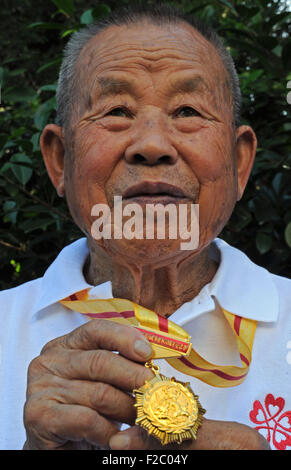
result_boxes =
[249,394,291,450]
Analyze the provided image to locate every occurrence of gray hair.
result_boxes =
[55,3,241,130]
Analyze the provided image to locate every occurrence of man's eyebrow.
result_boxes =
[91,75,209,101]
[168,76,209,95]
[96,77,137,97]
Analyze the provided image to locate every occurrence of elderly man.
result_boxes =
[1,5,290,451]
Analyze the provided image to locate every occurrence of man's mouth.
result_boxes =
[122,181,188,205]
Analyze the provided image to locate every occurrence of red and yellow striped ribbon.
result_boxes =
[60,289,257,388]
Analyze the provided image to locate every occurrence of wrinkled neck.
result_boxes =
[84,240,218,318]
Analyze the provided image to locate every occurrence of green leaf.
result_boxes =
[80,9,94,25]
[285,222,291,248]
[200,5,215,22]
[34,97,56,130]
[61,28,77,38]
[31,132,41,152]
[10,154,33,185]
[92,4,111,18]
[3,200,17,224]
[218,0,238,14]
[27,22,64,30]
[80,5,111,25]
[51,0,75,16]
[3,86,37,103]
[19,217,55,233]
[256,232,273,254]
[270,45,282,59]
[37,58,62,74]
[11,127,26,138]
[39,84,57,92]
[0,162,12,175]
[8,68,26,77]
[272,173,283,195]
[239,69,264,87]
[231,205,252,231]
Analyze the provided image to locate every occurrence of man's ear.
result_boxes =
[235,125,257,201]
[40,124,65,197]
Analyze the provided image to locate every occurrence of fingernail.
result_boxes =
[134,339,152,359]
[109,433,130,450]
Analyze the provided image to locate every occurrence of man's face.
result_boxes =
[63,21,239,262]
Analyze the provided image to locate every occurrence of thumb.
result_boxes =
[109,425,163,450]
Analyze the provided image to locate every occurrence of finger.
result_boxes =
[33,349,154,390]
[43,319,153,363]
[24,401,119,449]
[33,377,138,425]
[109,425,163,450]
[69,380,137,424]
[51,404,119,447]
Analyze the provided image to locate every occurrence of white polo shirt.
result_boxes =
[0,238,290,450]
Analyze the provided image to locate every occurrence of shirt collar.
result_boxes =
[32,238,92,316]
[32,237,279,323]
[170,238,279,325]
[210,238,278,321]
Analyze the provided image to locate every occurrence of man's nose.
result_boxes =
[124,116,178,166]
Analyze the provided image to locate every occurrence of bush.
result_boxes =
[0,0,290,290]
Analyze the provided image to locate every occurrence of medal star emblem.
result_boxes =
[133,364,205,445]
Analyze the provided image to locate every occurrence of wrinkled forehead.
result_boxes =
[77,21,226,83]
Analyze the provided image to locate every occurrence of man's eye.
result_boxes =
[174,106,201,118]
[106,107,132,118]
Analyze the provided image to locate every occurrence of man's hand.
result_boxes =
[23,319,270,451]
[109,420,270,450]
[23,320,154,450]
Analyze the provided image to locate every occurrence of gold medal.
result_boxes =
[60,292,207,443]
[134,361,205,445]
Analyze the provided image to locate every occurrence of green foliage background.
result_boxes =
[0,0,291,290]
